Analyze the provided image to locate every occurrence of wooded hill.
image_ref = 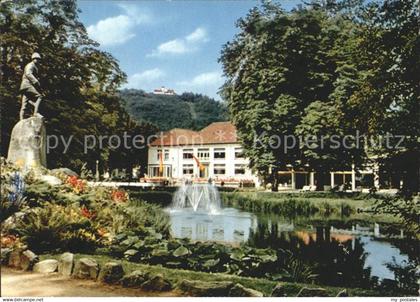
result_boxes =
[119,89,228,131]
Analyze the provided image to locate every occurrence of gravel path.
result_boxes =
[1,267,180,297]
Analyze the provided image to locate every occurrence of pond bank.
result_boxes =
[39,253,383,297]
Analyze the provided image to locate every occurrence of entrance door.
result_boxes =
[199,164,209,178]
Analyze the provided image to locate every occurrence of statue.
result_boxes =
[19,52,43,120]
[7,52,47,171]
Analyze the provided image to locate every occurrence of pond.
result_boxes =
[167,206,419,286]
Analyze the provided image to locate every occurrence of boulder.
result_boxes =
[121,270,149,288]
[40,175,62,186]
[141,274,172,292]
[33,259,58,273]
[8,249,22,268]
[7,116,47,172]
[98,262,124,284]
[58,252,74,276]
[50,168,78,177]
[336,289,349,297]
[178,280,234,297]
[271,283,286,297]
[297,287,329,297]
[1,248,12,265]
[228,283,263,297]
[20,250,39,271]
[73,258,99,280]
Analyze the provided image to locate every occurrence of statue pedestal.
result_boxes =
[7,116,47,172]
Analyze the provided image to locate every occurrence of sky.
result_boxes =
[78,0,301,100]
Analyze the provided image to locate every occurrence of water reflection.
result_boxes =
[168,208,254,243]
[168,207,419,289]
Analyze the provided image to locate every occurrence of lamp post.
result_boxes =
[95,160,99,181]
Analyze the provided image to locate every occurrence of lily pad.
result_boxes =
[173,246,190,257]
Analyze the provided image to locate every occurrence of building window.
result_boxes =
[149,165,171,177]
[164,149,170,160]
[183,164,194,175]
[183,148,193,159]
[213,164,226,175]
[214,148,225,159]
[198,148,209,160]
[235,148,244,158]
[235,164,246,175]
[165,166,171,177]
[157,149,162,160]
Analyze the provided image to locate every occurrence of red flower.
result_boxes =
[111,189,128,203]
[80,206,96,220]
[66,176,86,193]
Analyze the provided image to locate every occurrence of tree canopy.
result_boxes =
[219,0,419,191]
[0,0,156,175]
[119,89,228,131]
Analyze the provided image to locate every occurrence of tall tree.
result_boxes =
[0,0,151,173]
[220,2,351,188]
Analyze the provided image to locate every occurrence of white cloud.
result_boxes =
[148,27,208,57]
[157,39,189,54]
[176,71,224,100]
[123,68,166,88]
[178,71,223,87]
[86,4,152,47]
[185,27,209,43]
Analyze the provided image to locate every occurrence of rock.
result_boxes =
[33,259,58,273]
[121,270,149,288]
[58,252,74,276]
[73,258,99,280]
[20,250,39,271]
[7,116,47,172]
[178,280,234,297]
[297,287,329,297]
[228,283,263,297]
[8,249,22,268]
[40,175,62,186]
[141,274,172,292]
[1,248,12,265]
[98,262,124,284]
[336,289,349,297]
[50,168,78,177]
[271,283,286,297]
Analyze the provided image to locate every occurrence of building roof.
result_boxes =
[149,122,238,147]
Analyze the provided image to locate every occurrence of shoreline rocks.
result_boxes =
[33,259,58,273]
[73,258,99,280]
[58,252,74,277]
[98,262,124,284]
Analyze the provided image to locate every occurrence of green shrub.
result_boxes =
[14,203,97,253]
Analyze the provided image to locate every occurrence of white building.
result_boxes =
[147,122,259,186]
[152,86,176,95]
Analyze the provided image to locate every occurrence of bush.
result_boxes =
[13,203,97,253]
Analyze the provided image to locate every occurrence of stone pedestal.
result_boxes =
[7,116,46,171]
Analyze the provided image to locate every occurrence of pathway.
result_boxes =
[1,267,180,297]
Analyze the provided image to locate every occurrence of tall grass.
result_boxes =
[220,192,357,217]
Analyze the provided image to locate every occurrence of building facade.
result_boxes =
[152,86,176,95]
[147,122,259,186]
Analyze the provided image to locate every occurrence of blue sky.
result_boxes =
[78,0,301,100]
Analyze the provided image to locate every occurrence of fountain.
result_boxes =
[171,183,221,214]
[167,183,255,243]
